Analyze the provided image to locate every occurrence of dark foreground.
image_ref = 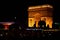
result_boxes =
[0,29,60,40]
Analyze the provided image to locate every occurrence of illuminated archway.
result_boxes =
[28,4,53,28]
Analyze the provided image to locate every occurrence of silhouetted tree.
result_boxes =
[33,21,36,28]
[47,24,49,29]
[38,19,46,29]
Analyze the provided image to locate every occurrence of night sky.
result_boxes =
[0,0,60,23]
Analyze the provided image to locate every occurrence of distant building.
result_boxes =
[28,4,53,28]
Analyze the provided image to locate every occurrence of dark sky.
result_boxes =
[15,0,60,26]
[0,0,60,23]
[16,0,60,22]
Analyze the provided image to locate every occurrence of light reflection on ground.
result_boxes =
[26,28,60,31]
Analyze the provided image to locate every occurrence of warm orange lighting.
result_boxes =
[28,4,53,28]
[28,18,35,27]
[41,17,53,28]
[28,17,53,28]
[28,4,53,10]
